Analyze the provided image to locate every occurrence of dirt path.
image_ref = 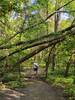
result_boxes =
[0,79,65,100]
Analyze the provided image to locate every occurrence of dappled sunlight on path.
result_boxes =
[0,79,65,100]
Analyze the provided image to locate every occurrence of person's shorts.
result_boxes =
[34,68,38,71]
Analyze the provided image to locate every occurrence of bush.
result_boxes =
[64,86,75,100]
[6,81,26,89]
[3,73,20,82]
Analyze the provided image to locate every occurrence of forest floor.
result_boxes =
[0,68,65,100]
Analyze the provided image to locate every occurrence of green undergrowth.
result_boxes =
[1,72,26,89]
[5,80,26,89]
[46,70,75,100]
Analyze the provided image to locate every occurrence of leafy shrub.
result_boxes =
[54,77,74,87]
[3,73,20,82]
[64,86,75,100]
[6,81,26,89]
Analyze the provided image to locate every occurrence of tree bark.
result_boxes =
[45,45,56,78]
[51,0,60,71]
[64,55,72,77]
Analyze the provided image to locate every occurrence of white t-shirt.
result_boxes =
[33,63,39,69]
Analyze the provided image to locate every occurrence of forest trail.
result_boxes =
[0,78,65,100]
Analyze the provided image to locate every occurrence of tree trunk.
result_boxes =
[51,51,56,71]
[64,55,72,77]
[64,62,70,77]
[45,45,55,78]
[51,1,60,71]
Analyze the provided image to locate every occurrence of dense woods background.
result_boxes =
[0,0,75,99]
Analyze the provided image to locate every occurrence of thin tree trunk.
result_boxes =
[18,34,22,83]
[51,1,60,71]
[64,54,72,77]
[65,62,70,77]
[45,45,55,78]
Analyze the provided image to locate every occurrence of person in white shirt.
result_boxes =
[33,62,39,75]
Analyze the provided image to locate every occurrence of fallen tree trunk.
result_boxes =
[0,24,75,50]
[14,26,75,65]
[15,37,64,65]
[0,25,75,62]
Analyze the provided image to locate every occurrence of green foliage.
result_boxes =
[53,77,73,87]
[6,81,26,89]
[47,69,75,100]
[3,73,20,82]
[0,0,75,96]
[64,86,75,100]
[2,72,26,89]
[0,0,23,17]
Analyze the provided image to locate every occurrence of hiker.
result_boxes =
[33,62,39,75]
